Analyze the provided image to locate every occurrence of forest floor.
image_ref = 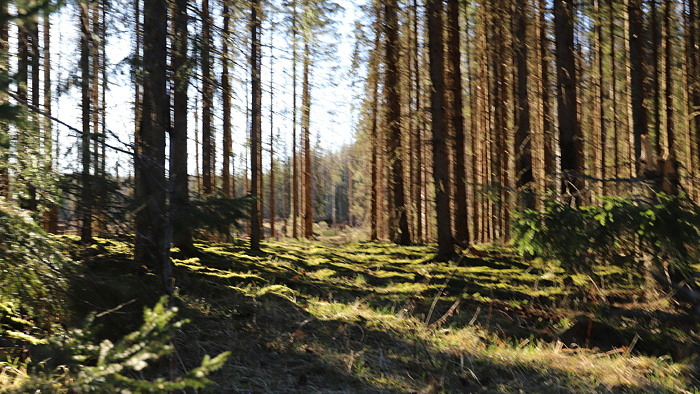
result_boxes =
[66,234,699,393]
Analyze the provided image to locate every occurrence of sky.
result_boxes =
[42,0,363,176]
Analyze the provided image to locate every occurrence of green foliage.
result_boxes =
[17,297,229,392]
[0,199,72,318]
[186,193,253,238]
[511,195,700,277]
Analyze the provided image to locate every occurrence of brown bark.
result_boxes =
[628,0,648,171]
[540,0,555,192]
[554,0,583,205]
[663,0,675,156]
[171,0,192,251]
[80,0,92,242]
[302,40,313,238]
[222,2,232,196]
[385,0,411,245]
[291,1,299,238]
[201,0,213,194]
[514,0,533,209]
[689,0,700,199]
[651,0,662,156]
[250,0,262,251]
[0,0,8,197]
[427,0,455,259]
[369,14,381,241]
[595,0,607,196]
[43,10,58,232]
[269,33,276,238]
[134,0,170,293]
[447,0,469,243]
[412,0,423,243]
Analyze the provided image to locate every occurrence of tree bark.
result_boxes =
[250,0,262,251]
[201,0,213,194]
[554,0,583,205]
[291,0,299,238]
[222,2,232,197]
[302,40,313,238]
[80,0,92,242]
[134,0,170,293]
[447,0,469,243]
[628,0,648,171]
[385,0,411,245]
[171,0,193,252]
[514,0,534,209]
[427,0,455,259]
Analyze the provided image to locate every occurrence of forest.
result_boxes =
[1,0,700,391]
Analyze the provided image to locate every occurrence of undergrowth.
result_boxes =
[2,230,698,392]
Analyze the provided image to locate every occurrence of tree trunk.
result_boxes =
[554,0,582,205]
[171,0,193,252]
[43,10,58,232]
[302,40,313,238]
[412,0,423,243]
[80,0,92,242]
[369,12,381,241]
[689,0,700,200]
[250,0,262,251]
[0,0,8,198]
[385,0,411,245]
[201,0,213,194]
[269,31,276,238]
[222,2,232,196]
[540,0,555,193]
[135,0,170,293]
[651,0,662,156]
[663,0,675,156]
[595,0,607,196]
[291,1,299,238]
[427,0,455,259]
[447,0,469,243]
[514,0,534,209]
[628,0,648,171]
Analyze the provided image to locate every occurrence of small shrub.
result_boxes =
[511,195,700,279]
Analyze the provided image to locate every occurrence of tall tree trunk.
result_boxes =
[222,2,232,196]
[447,0,468,243]
[514,0,533,208]
[411,0,423,243]
[609,0,620,191]
[689,0,700,199]
[201,0,213,194]
[651,0,662,156]
[135,0,170,293]
[595,0,607,196]
[427,0,455,259]
[369,14,381,241]
[0,0,8,198]
[663,0,675,156]
[80,0,92,242]
[385,0,411,245]
[302,40,313,238]
[171,0,193,252]
[540,0,555,193]
[269,31,276,238]
[291,0,299,238]
[628,0,648,171]
[554,0,582,205]
[250,0,262,251]
[43,10,58,232]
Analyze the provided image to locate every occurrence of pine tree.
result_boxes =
[427,0,455,259]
